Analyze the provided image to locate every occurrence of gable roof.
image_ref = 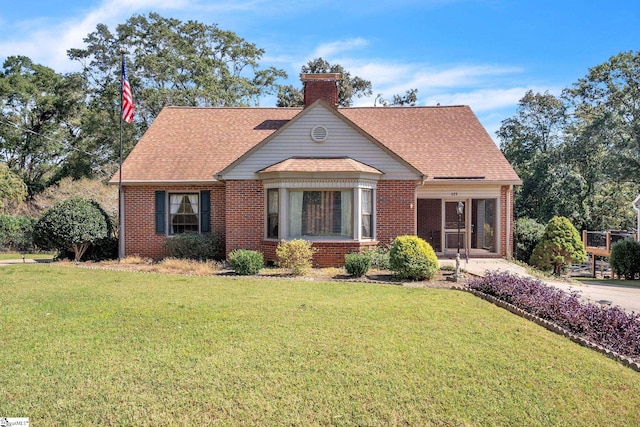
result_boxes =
[112,103,520,184]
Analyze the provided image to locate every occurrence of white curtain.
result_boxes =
[341,191,353,237]
[170,195,182,215]
[289,191,303,237]
[188,194,198,214]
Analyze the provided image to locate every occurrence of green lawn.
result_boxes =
[2,265,640,426]
[0,252,54,261]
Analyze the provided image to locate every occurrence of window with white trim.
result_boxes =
[267,188,279,239]
[264,181,376,241]
[361,189,373,239]
[289,190,353,238]
[169,193,199,234]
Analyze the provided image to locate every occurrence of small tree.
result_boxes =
[34,197,110,261]
[530,216,586,275]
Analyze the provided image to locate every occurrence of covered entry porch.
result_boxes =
[416,184,512,258]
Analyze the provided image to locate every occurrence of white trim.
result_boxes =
[263,178,378,189]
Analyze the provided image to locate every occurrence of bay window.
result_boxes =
[264,181,376,241]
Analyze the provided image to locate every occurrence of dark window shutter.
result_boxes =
[200,190,211,233]
[155,190,166,234]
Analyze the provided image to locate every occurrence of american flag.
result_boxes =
[121,58,134,123]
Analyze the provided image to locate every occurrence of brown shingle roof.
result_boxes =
[113,107,299,183]
[112,104,520,184]
[340,106,520,182]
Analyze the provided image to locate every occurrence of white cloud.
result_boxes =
[311,38,370,61]
[0,0,190,72]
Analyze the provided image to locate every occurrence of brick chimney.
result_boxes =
[301,73,340,109]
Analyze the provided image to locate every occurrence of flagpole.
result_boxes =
[118,48,125,262]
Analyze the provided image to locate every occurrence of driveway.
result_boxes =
[441,257,640,314]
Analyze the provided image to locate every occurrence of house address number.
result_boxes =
[450,192,458,196]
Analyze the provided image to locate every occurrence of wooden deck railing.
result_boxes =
[582,230,636,257]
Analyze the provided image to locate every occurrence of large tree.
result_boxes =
[0,56,85,194]
[497,91,579,223]
[277,57,373,107]
[565,51,640,184]
[68,12,286,174]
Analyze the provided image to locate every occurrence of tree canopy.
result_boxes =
[498,51,640,231]
[67,12,286,177]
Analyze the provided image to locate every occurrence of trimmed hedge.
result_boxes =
[164,232,223,261]
[276,239,316,276]
[467,271,640,361]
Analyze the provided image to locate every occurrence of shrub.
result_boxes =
[276,239,316,276]
[530,216,586,275]
[164,232,223,261]
[389,235,438,280]
[0,215,35,253]
[228,249,264,276]
[609,239,640,279]
[366,244,391,270]
[344,252,371,277]
[34,197,110,261]
[467,271,640,361]
[514,217,545,263]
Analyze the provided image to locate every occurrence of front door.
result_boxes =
[444,201,466,255]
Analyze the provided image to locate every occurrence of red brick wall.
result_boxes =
[225,180,264,255]
[500,185,514,257]
[262,240,379,268]
[123,184,225,259]
[376,180,416,245]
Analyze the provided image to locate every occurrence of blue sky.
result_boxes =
[1,0,639,139]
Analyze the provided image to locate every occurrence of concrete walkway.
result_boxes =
[440,257,640,314]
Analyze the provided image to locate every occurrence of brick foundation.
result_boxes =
[262,240,379,268]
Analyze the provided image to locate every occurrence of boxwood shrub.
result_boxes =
[344,252,371,277]
[228,249,264,275]
[389,235,438,280]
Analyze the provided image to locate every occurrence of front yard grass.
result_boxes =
[2,265,640,426]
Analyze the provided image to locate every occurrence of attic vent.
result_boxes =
[311,125,328,143]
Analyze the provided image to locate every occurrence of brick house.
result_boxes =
[111,73,521,267]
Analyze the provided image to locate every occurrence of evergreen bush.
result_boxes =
[609,239,640,279]
[530,216,586,275]
[228,249,264,275]
[344,252,371,277]
[164,232,223,261]
[389,235,438,280]
[276,239,316,276]
[34,197,110,261]
[0,215,35,253]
